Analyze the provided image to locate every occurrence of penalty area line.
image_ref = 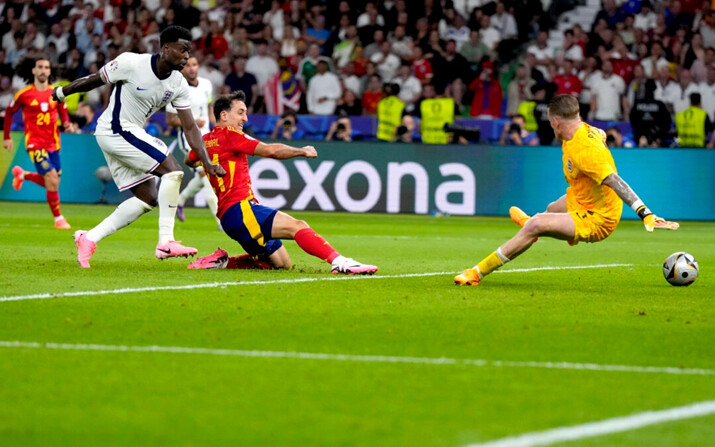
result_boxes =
[462,400,715,447]
[0,263,632,303]
[0,340,712,376]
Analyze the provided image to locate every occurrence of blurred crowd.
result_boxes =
[1,0,715,147]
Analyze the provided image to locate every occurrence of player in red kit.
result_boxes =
[186,90,378,274]
[4,57,73,229]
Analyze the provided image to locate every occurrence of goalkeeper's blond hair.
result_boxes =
[548,94,580,120]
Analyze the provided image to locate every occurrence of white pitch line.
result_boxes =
[0,264,631,303]
[463,400,715,447]
[0,340,712,376]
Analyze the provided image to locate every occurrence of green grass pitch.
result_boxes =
[0,201,713,446]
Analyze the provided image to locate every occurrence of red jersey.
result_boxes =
[412,58,433,83]
[189,125,260,218]
[361,90,382,115]
[3,84,69,152]
[553,74,583,97]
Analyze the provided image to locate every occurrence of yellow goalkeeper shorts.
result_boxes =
[569,209,620,243]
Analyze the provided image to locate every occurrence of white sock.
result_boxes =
[201,175,220,224]
[177,173,204,207]
[86,197,153,243]
[158,170,183,245]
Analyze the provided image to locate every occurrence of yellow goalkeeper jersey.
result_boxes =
[562,123,622,220]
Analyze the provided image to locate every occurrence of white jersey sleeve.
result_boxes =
[99,52,137,84]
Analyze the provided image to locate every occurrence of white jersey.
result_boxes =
[166,76,213,152]
[96,52,191,136]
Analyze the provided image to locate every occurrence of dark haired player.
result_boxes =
[52,26,226,268]
[4,56,73,229]
[186,90,378,275]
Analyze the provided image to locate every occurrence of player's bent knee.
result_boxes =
[295,219,310,230]
[523,214,547,235]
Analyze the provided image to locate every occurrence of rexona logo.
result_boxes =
[249,159,476,215]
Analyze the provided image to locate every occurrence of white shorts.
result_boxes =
[96,129,170,191]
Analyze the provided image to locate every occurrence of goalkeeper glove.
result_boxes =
[636,204,656,232]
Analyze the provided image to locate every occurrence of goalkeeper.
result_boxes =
[456,94,674,286]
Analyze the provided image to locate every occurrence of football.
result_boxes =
[663,252,699,286]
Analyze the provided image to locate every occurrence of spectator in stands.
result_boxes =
[468,61,503,119]
[665,0,692,35]
[335,89,362,117]
[305,14,331,48]
[553,59,582,98]
[325,109,354,142]
[0,50,12,80]
[590,59,626,121]
[443,12,470,46]
[505,63,536,117]
[389,24,413,61]
[681,32,706,71]
[673,68,703,115]
[618,13,637,46]
[527,30,555,73]
[246,39,279,95]
[264,0,286,41]
[357,1,385,45]
[361,73,382,116]
[446,78,468,116]
[642,41,670,79]
[593,0,625,30]
[7,32,27,67]
[605,126,636,148]
[630,79,672,147]
[558,29,584,65]
[1,19,22,53]
[391,62,422,113]
[499,114,540,146]
[298,42,332,92]
[0,76,13,115]
[411,46,434,85]
[197,20,229,60]
[333,24,360,69]
[460,29,491,68]
[440,39,471,85]
[634,0,657,33]
[624,64,648,118]
[423,29,447,62]
[654,65,681,114]
[307,60,341,115]
[23,22,45,51]
[370,41,401,83]
[174,0,201,30]
[225,56,258,113]
[479,14,501,52]
[491,0,518,41]
[700,10,715,49]
[46,23,69,57]
[700,65,715,121]
[675,93,713,147]
[363,29,386,60]
[340,61,361,99]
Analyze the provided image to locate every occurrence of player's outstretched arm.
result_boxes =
[52,73,105,102]
[177,108,225,177]
[255,142,318,160]
[602,173,668,231]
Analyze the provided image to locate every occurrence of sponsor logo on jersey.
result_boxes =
[30,99,39,106]
[567,158,573,172]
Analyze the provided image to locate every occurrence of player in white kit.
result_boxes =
[52,26,226,268]
[165,56,221,228]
